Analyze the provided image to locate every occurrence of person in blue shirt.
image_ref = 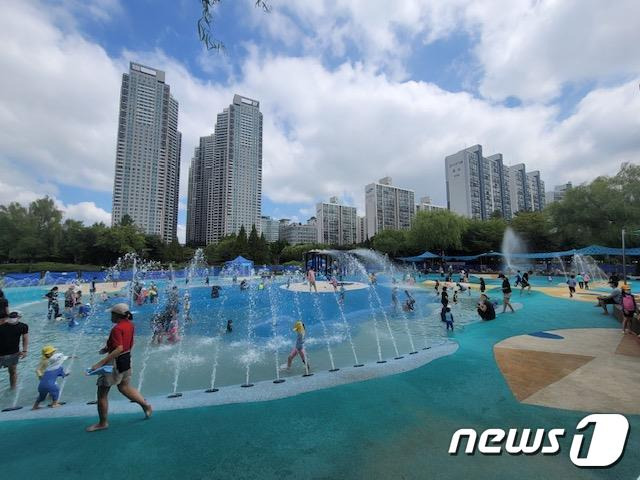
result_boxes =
[443,307,454,331]
[32,350,68,409]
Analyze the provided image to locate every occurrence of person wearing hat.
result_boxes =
[86,303,151,432]
[286,321,309,370]
[32,349,68,409]
[0,311,29,389]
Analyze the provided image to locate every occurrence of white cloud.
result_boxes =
[263,0,640,101]
[61,201,111,225]
[177,224,186,244]
[0,0,123,193]
[1,0,639,235]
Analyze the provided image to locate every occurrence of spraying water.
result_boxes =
[331,289,361,366]
[310,292,337,371]
[501,227,526,274]
[207,286,229,392]
[266,283,285,382]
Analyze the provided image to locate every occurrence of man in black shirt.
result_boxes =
[500,274,515,313]
[45,286,60,320]
[0,311,29,389]
[440,287,449,322]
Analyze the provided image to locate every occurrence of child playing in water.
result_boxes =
[403,290,416,312]
[287,321,309,370]
[32,347,68,409]
[443,307,454,331]
[567,275,577,298]
[434,280,440,295]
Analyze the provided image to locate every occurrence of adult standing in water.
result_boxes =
[86,303,151,432]
[0,311,29,389]
[500,274,515,313]
[307,267,317,293]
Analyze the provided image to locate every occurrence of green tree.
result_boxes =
[94,222,146,264]
[510,211,555,251]
[407,210,465,253]
[29,197,63,259]
[462,218,506,253]
[236,226,248,257]
[371,229,407,256]
[269,240,288,265]
[205,235,239,263]
[548,164,640,248]
[59,219,89,263]
[247,224,260,261]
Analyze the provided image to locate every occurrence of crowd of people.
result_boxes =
[2,263,637,433]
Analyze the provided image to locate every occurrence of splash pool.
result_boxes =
[0,274,492,412]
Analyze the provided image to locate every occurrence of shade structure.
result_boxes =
[398,245,640,262]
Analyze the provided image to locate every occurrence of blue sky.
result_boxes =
[1,0,639,241]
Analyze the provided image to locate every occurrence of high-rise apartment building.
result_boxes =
[416,196,447,213]
[316,197,357,246]
[507,165,546,214]
[445,145,511,220]
[186,134,214,245]
[508,163,529,214]
[260,216,280,243]
[546,182,572,205]
[526,171,546,212]
[365,177,415,238]
[112,62,181,242]
[356,216,367,243]
[186,94,263,245]
[279,218,317,245]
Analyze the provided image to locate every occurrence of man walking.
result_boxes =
[0,311,29,389]
[86,303,151,432]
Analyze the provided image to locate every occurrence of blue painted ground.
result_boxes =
[0,289,637,479]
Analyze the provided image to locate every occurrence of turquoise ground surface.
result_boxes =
[1,290,638,480]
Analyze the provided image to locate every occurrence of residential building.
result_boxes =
[415,196,447,213]
[508,163,529,214]
[526,170,546,212]
[356,216,367,243]
[365,177,415,238]
[280,218,317,245]
[186,134,214,245]
[111,62,181,242]
[186,94,263,245]
[316,197,357,246]
[445,145,511,220]
[546,182,572,205]
[260,216,280,243]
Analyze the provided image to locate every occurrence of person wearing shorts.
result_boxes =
[0,311,29,389]
[567,275,577,298]
[307,268,317,293]
[86,303,151,432]
[287,321,309,371]
[501,275,515,313]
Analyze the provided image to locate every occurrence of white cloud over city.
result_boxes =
[1,0,639,242]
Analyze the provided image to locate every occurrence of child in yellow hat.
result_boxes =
[286,321,309,371]
[32,346,69,409]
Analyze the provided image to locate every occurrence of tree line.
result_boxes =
[0,164,637,269]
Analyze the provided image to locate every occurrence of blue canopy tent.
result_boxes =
[399,245,640,263]
[398,251,440,262]
[225,256,254,276]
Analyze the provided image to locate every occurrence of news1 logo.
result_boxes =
[449,414,630,468]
